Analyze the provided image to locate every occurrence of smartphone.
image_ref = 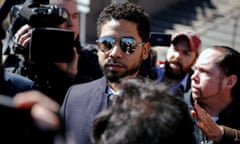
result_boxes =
[0,94,56,144]
[29,27,74,63]
[150,32,172,47]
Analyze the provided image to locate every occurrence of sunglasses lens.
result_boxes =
[97,37,139,54]
[97,37,115,52]
[120,38,137,54]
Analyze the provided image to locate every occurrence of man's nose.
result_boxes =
[109,44,123,58]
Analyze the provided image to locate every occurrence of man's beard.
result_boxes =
[165,61,187,80]
[102,59,141,83]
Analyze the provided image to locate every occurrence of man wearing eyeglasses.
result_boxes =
[60,2,151,144]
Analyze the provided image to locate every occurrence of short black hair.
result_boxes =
[210,45,240,99]
[96,2,150,43]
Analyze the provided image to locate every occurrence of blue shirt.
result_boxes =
[3,71,36,96]
[154,64,191,95]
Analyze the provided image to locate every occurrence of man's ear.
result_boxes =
[226,75,237,88]
[142,42,150,60]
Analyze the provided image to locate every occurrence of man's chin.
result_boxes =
[105,72,122,83]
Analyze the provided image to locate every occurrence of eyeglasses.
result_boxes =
[96,36,145,55]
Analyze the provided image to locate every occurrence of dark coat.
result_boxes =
[60,76,108,144]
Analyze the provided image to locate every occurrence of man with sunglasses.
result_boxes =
[60,2,151,144]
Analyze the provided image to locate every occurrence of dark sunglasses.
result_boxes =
[96,36,145,54]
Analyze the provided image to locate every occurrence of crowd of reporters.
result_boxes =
[1,0,240,144]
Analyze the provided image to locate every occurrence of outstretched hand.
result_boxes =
[191,102,224,142]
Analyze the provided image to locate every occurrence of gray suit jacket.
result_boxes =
[60,76,108,144]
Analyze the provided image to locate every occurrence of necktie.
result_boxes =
[107,93,117,107]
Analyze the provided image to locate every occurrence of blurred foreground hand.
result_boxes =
[13,90,61,130]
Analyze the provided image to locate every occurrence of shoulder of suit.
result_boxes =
[70,76,107,90]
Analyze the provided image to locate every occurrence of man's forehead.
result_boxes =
[197,49,222,64]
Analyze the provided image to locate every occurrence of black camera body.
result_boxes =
[29,27,74,63]
[4,0,74,63]
[19,0,74,63]
[19,3,68,28]
[150,32,172,47]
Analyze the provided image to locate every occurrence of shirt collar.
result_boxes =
[169,73,191,94]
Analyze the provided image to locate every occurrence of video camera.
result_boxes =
[18,0,68,28]
[3,0,74,63]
